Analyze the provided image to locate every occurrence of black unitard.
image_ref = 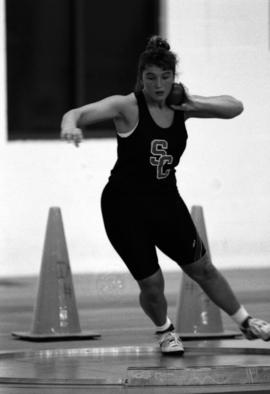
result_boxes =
[101,91,205,280]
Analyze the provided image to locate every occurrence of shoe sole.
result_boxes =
[242,330,270,341]
[161,348,184,355]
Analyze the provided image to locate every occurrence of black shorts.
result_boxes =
[101,183,206,281]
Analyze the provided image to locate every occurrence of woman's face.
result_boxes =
[142,65,174,103]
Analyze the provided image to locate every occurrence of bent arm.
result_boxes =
[172,88,244,120]
[61,95,125,131]
[60,95,129,146]
[184,95,244,120]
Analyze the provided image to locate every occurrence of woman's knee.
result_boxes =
[138,269,164,300]
[182,253,218,283]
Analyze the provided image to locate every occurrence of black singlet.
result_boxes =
[108,90,188,192]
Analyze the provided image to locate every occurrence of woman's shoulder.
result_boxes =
[111,92,136,104]
[117,92,137,107]
[113,93,139,133]
[113,93,138,116]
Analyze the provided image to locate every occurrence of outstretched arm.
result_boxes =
[60,95,127,146]
[171,87,244,120]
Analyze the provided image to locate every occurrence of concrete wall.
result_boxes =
[1,0,270,277]
[165,0,270,268]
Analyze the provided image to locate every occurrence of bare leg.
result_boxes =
[138,269,184,353]
[137,269,167,326]
[182,254,240,316]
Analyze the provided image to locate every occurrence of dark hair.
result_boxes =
[135,36,178,92]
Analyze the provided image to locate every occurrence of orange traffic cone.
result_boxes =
[12,207,101,341]
[175,205,240,339]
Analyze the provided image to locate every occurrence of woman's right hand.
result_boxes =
[60,128,83,147]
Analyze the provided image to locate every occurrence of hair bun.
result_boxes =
[146,36,170,51]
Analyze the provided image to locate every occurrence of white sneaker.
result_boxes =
[159,331,184,354]
[241,317,270,341]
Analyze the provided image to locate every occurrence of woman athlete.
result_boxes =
[61,36,270,354]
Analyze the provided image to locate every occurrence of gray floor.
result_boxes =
[0,269,270,393]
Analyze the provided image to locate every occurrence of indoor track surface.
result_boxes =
[0,269,270,394]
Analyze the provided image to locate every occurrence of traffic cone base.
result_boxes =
[12,330,101,341]
[178,331,241,340]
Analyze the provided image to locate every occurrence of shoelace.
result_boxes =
[250,319,269,331]
[169,335,180,343]
[161,333,181,345]
[243,318,269,338]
